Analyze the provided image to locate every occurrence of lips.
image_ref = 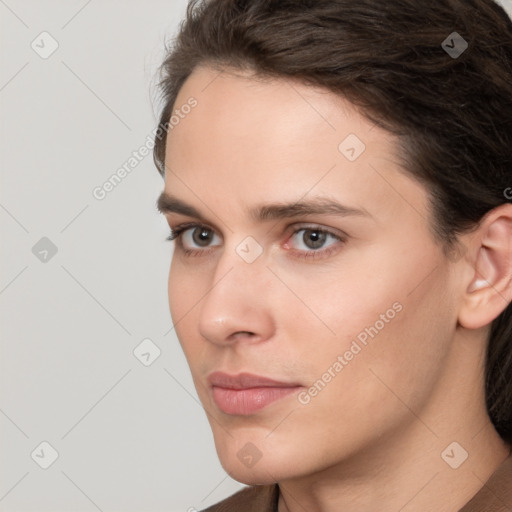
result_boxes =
[208,372,303,415]
[208,371,301,389]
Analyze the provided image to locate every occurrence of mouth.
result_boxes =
[207,371,303,415]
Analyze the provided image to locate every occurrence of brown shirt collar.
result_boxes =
[458,451,512,512]
[204,451,512,511]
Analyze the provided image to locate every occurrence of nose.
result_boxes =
[197,249,275,346]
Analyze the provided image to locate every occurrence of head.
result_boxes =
[154,0,512,484]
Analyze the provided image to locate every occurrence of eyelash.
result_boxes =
[165,222,345,261]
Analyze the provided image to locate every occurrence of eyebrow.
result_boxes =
[156,192,372,222]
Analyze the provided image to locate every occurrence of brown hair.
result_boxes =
[153,0,512,444]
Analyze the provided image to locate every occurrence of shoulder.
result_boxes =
[459,451,512,512]
[201,484,279,512]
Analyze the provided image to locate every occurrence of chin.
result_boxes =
[220,460,281,486]
[216,447,304,486]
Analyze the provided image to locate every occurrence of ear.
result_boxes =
[458,203,512,330]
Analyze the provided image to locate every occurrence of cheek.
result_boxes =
[168,259,181,320]
[168,255,202,317]
[167,256,222,379]
[282,240,454,396]
[168,258,199,353]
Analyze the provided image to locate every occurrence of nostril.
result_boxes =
[228,331,257,342]
[232,331,256,338]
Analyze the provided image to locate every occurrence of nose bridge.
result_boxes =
[197,238,272,344]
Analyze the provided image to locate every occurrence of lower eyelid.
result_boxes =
[287,244,342,260]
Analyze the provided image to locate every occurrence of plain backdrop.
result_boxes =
[1,1,511,511]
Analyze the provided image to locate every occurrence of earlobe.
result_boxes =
[458,204,512,330]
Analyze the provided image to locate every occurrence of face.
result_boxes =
[160,66,459,484]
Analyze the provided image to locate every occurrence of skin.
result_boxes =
[159,65,512,512]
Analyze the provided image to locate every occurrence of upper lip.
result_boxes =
[208,371,301,390]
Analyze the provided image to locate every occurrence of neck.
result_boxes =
[278,329,511,512]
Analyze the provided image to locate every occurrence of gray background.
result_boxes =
[1,1,511,511]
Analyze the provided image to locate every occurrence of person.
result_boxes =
[153,0,512,510]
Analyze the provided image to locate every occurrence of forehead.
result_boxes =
[163,65,430,229]
[167,65,380,159]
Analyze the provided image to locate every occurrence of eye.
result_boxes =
[166,223,345,260]
[182,226,221,249]
[166,223,222,253]
[289,227,340,250]
[284,226,345,260]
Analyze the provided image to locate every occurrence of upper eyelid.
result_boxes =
[170,221,215,233]
[168,222,220,241]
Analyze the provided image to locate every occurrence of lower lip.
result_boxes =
[212,386,301,415]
